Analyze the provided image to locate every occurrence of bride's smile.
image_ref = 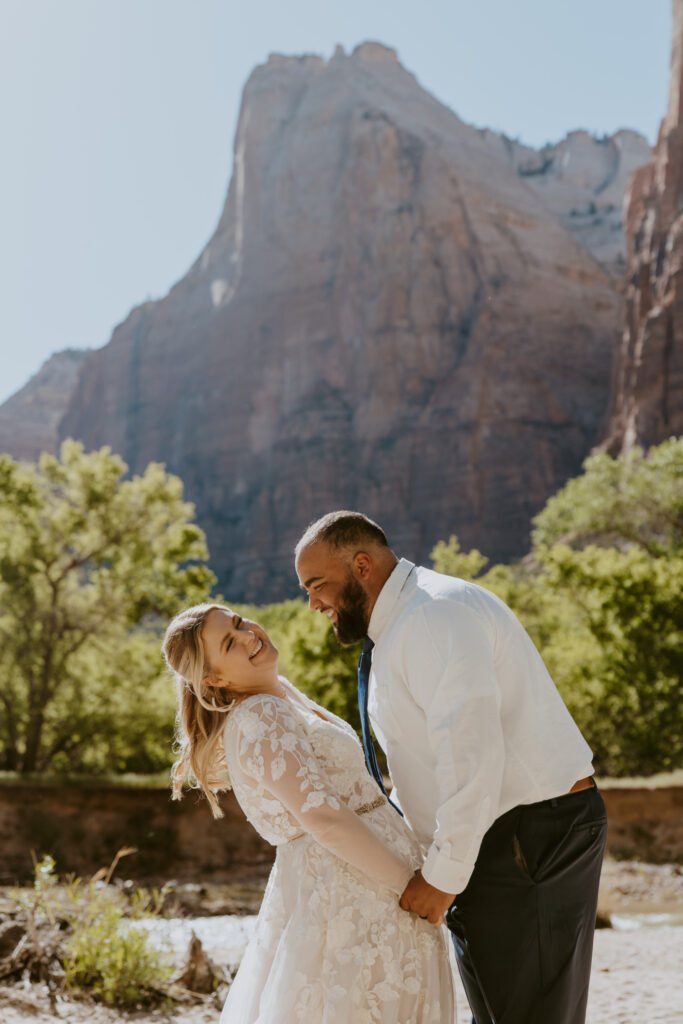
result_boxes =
[201,607,281,699]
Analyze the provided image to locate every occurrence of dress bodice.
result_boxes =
[224,689,386,847]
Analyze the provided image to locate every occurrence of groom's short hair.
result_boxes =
[295,511,389,557]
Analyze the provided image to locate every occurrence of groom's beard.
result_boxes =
[334,576,370,646]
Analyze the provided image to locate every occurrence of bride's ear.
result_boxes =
[204,672,222,689]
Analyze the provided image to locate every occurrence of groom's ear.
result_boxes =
[351,551,372,580]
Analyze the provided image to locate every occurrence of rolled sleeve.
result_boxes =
[403,600,506,894]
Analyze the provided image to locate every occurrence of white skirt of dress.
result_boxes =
[219,803,457,1024]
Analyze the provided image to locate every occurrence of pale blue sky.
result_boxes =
[0,0,672,405]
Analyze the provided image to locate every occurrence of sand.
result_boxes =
[1,858,682,1022]
[587,926,682,1023]
[0,926,681,1023]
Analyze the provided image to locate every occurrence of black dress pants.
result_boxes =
[445,783,607,1024]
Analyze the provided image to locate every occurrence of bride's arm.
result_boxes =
[232,695,413,896]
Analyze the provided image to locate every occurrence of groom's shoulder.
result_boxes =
[386,569,497,658]
[407,566,511,627]
[413,564,487,604]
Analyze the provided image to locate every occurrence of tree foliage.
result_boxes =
[429,536,489,582]
[531,438,683,556]
[540,544,683,775]
[2,437,680,781]
[0,441,215,774]
[431,438,683,777]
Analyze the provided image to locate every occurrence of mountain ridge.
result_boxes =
[0,43,653,600]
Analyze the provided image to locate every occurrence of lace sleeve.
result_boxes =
[233,695,413,896]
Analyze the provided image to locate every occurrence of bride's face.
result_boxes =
[201,607,279,696]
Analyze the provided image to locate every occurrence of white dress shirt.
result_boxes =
[367,559,594,895]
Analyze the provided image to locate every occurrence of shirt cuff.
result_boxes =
[421,845,473,895]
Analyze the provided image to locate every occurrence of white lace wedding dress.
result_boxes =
[219,683,456,1023]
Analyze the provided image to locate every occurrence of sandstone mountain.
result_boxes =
[0,349,91,462]
[481,128,651,276]
[603,0,683,452]
[1,44,651,599]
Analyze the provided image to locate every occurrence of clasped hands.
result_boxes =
[399,869,454,926]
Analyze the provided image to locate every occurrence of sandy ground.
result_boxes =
[1,860,681,1023]
[597,859,683,916]
[587,927,682,1024]
[1,927,680,1024]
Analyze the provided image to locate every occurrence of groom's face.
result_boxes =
[296,542,370,646]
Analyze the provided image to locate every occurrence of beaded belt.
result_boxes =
[286,794,385,843]
[355,795,385,816]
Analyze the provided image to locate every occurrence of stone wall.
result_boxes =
[1,781,680,885]
[0,781,273,886]
[600,785,683,863]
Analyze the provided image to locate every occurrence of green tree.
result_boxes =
[532,438,683,555]
[429,439,683,777]
[0,441,215,774]
[429,535,489,581]
[539,544,683,775]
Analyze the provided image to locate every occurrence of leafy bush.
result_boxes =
[10,851,173,1007]
[63,889,172,1005]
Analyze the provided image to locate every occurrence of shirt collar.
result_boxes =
[367,558,415,643]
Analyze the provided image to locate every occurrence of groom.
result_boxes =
[295,510,607,1024]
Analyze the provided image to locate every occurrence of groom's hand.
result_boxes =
[399,869,454,925]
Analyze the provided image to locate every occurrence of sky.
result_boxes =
[0,0,672,405]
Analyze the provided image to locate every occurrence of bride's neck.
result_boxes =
[263,676,288,699]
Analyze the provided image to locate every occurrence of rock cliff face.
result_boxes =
[0,350,90,461]
[59,43,624,599]
[7,45,631,599]
[481,129,651,276]
[603,0,683,451]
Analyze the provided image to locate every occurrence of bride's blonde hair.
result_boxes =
[162,603,237,818]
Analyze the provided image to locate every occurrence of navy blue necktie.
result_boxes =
[357,637,403,816]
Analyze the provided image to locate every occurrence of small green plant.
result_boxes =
[62,892,172,1005]
[61,848,172,1005]
[7,853,63,1004]
[10,849,173,1007]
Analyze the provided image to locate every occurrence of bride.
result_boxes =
[162,602,456,1023]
